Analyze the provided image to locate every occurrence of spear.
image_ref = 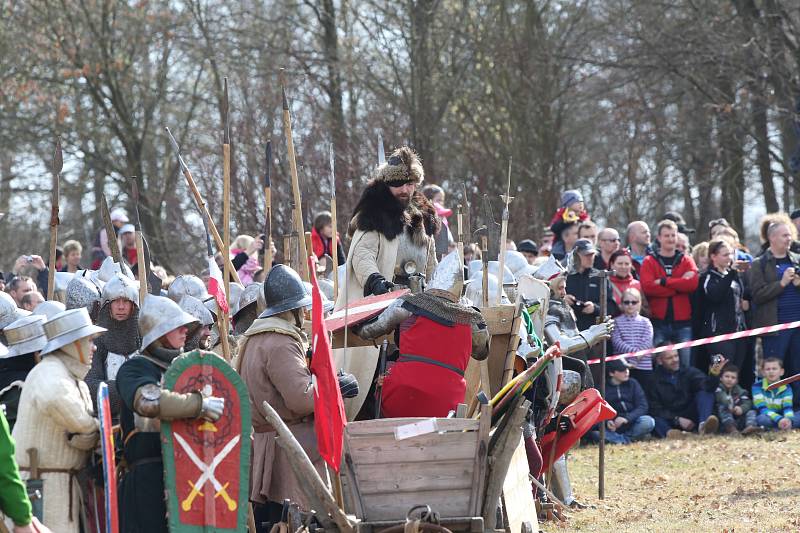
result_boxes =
[329,143,339,300]
[496,158,513,305]
[47,138,62,300]
[165,127,242,284]
[201,211,231,362]
[129,176,148,306]
[222,77,231,302]
[263,141,273,272]
[279,69,309,281]
[100,194,123,265]
[377,131,385,165]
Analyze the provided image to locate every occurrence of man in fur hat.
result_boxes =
[334,146,439,310]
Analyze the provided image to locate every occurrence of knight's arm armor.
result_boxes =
[543,319,614,357]
[471,322,490,361]
[356,300,412,340]
[133,383,224,422]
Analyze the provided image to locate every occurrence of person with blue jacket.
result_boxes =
[591,359,654,444]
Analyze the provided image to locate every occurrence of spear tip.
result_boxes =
[52,137,63,174]
[279,69,289,110]
[264,141,272,188]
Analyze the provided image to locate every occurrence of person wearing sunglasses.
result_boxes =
[611,288,654,390]
[594,228,621,271]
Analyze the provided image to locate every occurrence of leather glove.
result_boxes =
[365,273,394,297]
[200,396,225,421]
[337,369,359,398]
[67,431,99,451]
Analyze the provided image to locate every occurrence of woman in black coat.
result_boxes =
[699,239,751,386]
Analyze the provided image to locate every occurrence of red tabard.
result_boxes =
[381,315,472,418]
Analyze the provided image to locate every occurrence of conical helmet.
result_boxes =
[503,250,529,278]
[179,295,214,327]
[464,272,508,307]
[52,272,74,303]
[233,282,262,320]
[95,256,134,283]
[167,275,210,303]
[101,273,139,308]
[33,300,66,320]
[0,292,31,330]
[487,261,515,284]
[3,314,47,357]
[532,255,566,282]
[65,275,101,312]
[41,308,107,355]
[427,250,463,302]
[259,265,312,319]
[303,282,334,313]
[139,294,199,351]
[228,283,245,316]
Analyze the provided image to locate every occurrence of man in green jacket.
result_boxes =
[1,408,52,532]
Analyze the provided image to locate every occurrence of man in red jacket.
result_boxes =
[640,219,699,368]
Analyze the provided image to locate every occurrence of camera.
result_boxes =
[711,354,724,366]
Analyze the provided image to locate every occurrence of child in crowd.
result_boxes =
[610,288,654,390]
[752,357,799,430]
[549,189,590,226]
[593,359,654,444]
[714,363,760,435]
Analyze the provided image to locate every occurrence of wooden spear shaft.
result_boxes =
[264,141,273,273]
[329,143,339,300]
[165,129,242,285]
[496,158,512,305]
[48,139,62,300]
[280,69,309,281]
[222,77,231,303]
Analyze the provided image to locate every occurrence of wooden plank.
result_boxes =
[463,357,481,405]
[469,403,491,516]
[346,418,479,436]
[487,334,510,396]
[354,460,474,494]
[501,302,525,386]
[502,436,538,533]
[331,329,393,349]
[347,433,477,464]
[481,304,516,335]
[360,489,473,521]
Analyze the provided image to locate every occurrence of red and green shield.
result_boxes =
[161,350,251,532]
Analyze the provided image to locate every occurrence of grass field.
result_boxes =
[541,431,800,532]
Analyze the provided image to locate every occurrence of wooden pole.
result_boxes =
[456,204,464,266]
[496,158,512,305]
[481,235,489,308]
[329,143,339,301]
[221,78,232,362]
[279,69,309,281]
[47,139,62,300]
[261,401,355,533]
[264,141,273,272]
[598,269,609,499]
[165,128,242,285]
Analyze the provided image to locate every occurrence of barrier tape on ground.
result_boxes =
[587,319,800,365]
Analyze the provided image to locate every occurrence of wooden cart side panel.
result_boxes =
[354,460,474,494]
[360,489,474,521]
[346,432,478,464]
[346,418,480,435]
[501,436,538,533]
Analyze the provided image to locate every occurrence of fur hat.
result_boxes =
[374,146,424,186]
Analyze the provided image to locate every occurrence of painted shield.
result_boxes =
[161,350,251,532]
[325,288,409,332]
[97,382,118,533]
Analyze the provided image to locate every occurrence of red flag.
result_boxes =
[208,255,229,315]
[308,256,346,472]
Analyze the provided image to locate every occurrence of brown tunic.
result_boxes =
[239,318,325,507]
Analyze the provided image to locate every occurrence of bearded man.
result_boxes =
[335,146,439,309]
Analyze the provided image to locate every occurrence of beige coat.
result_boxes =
[12,353,98,533]
[239,317,326,508]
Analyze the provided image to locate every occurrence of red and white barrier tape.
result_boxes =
[587,319,800,365]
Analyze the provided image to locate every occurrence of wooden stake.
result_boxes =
[329,143,339,300]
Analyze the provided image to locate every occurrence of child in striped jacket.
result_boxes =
[752,357,799,430]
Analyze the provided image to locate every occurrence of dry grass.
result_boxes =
[541,431,800,532]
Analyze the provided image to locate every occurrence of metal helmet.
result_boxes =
[558,370,582,406]
[139,294,199,351]
[0,292,31,330]
[95,256,134,283]
[41,308,107,356]
[101,274,139,308]
[467,260,483,280]
[179,295,214,327]
[3,315,47,357]
[318,278,335,303]
[234,282,262,320]
[227,283,245,316]
[532,255,566,283]
[33,300,66,320]
[259,265,312,319]
[302,282,334,313]
[464,272,509,307]
[65,275,102,312]
[167,275,210,303]
[52,272,74,303]
[503,250,529,278]
[427,250,463,301]
[487,261,515,284]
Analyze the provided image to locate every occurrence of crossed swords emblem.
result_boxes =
[175,432,240,512]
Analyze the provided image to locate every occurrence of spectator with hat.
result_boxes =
[517,239,539,265]
[662,211,695,236]
[790,209,800,237]
[550,189,589,227]
[590,359,654,444]
[550,221,579,263]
